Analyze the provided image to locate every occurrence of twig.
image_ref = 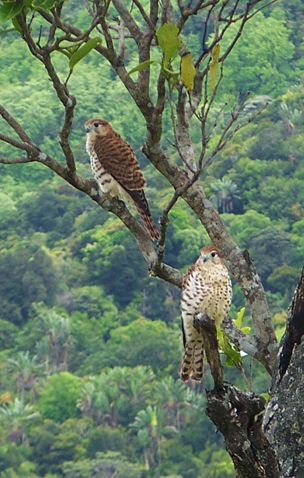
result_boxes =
[132,0,156,32]
[0,133,35,154]
[0,156,35,164]
[168,86,196,174]
[117,19,125,61]
[0,105,36,146]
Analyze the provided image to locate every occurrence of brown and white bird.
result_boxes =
[180,245,232,382]
[85,118,159,241]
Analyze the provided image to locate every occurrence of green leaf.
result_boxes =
[241,326,251,334]
[0,2,23,25]
[260,392,270,402]
[180,52,196,92]
[217,327,242,368]
[11,15,21,32]
[209,43,220,92]
[156,22,181,66]
[69,37,102,71]
[126,59,158,77]
[234,306,246,329]
[31,0,57,11]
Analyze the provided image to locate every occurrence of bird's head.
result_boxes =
[84,118,113,137]
[199,245,222,265]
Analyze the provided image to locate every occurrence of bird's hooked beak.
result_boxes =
[85,125,92,134]
[202,254,209,263]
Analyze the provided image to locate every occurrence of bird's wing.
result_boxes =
[93,133,146,190]
[181,264,205,333]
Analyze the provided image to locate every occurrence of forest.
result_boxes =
[0,0,304,477]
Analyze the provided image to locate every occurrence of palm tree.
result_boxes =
[210,178,239,213]
[130,405,165,469]
[152,377,193,430]
[7,351,44,402]
[0,398,40,444]
[77,366,156,427]
[36,312,75,373]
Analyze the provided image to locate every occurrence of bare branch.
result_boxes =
[132,0,156,32]
[0,156,35,165]
[0,133,35,154]
[168,86,196,174]
[117,19,125,61]
[0,105,36,146]
[112,0,143,44]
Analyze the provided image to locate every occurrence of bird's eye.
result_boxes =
[211,251,216,257]
[93,122,99,128]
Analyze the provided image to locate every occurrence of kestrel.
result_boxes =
[180,245,232,382]
[85,118,159,240]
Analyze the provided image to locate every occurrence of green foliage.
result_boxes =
[62,451,142,478]
[87,319,181,374]
[0,239,59,323]
[219,10,296,97]
[37,373,81,422]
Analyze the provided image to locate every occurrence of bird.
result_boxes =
[84,118,159,241]
[180,245,232,382]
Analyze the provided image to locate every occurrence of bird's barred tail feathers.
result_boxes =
[126,188,159,241]
[180,341,204,382]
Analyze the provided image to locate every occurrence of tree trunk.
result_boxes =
[263,268,304,477]
[199,269,304,477]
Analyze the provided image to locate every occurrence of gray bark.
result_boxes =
[263,268,304,477]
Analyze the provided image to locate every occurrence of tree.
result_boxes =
[7,351,44,402]
[1,1,303,476]
[0,398,40,445]
[36,372,81,423]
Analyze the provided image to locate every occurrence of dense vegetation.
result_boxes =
[1,1,304,476]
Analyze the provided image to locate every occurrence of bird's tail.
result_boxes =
[125,188,159,241]
[180,341,204,382]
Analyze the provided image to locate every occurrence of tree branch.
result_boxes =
[207,385,279,478]
[0,105,36,146]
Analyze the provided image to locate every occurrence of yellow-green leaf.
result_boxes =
[209,43,220,92]
[126,59,158,77]
[156,22,181,66]
[69,37,102,71]
[32,0,57,11]
[217,327,242,368]
[0,1,23,25]
[260,392,270,402]
[11,15,22,32]
[150,408,157,427]
[241,326,251,334]
[180,52,196,92]
[234,306,246,329]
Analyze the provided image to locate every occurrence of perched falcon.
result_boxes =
[85,118,159,241]
[180,245,232,382]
